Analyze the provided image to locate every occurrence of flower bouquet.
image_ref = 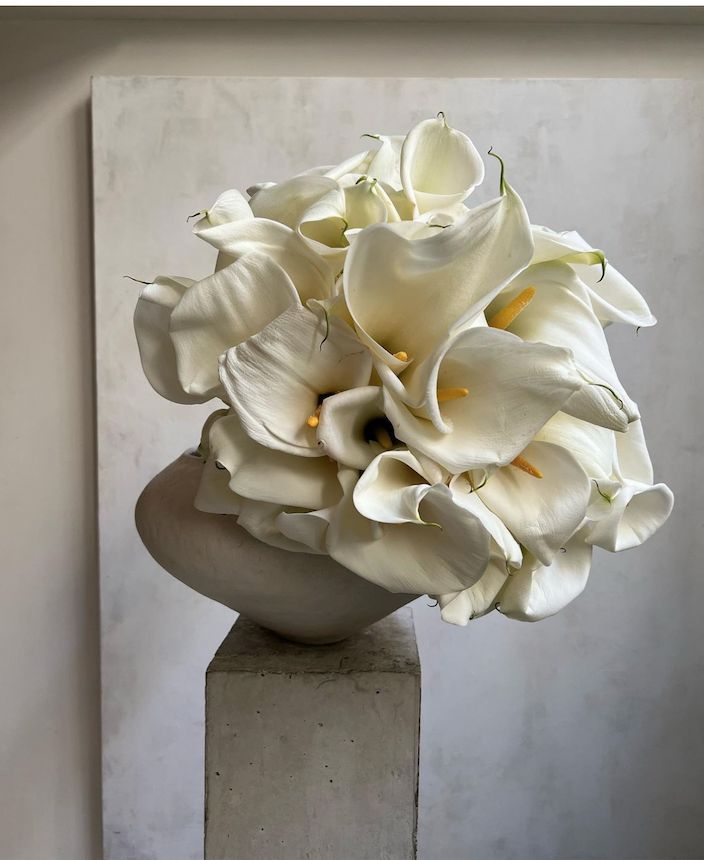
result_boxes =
[134,113,673,637]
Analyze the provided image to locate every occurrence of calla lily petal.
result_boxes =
[194,455,242,516]
[400,114,484,215]
[353,450,437,525]
[344,184,533,380]
[249,175,339,228]
[317,386,391,470]
[326,468,491,595]
[383,327,582,474]
[134,276,203,404]
[587,481,674,552]
[170,254,300,400]
[195,217,335,303]
[192,189,252,231]
[536,412,615,479]
[478,441,591,565]
[209,413,341,510]
[497,533,593,622]
[220,306,372,457]
[531,225,656,327]
[437,557,512,626]
[449,474,522,567]
[236,498,319,554]
[491,261,639,430]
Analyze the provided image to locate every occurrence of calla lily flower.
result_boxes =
[343,177,534,389]
[194,441,329,555]
[248,174,339,228]
[219,305,372,457]
[531,225,656,328]
[327,455,492,594]
[400,114,485,215]
[193,195,335,303]
[207,412,341,510]
[382,326,583,474]
[316,385,398,470]
[487,261,639,430]
[134,275,201,403]
[585,420,674,551]
[191,189,252,231]
[476,441,591,565]
[495,530,594,622]
[169,254,301,401]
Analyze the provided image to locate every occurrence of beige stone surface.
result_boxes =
[205,610,420,860]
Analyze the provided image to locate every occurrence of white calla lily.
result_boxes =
[437,557,513,625]
[531,225,656,328]
[195,215,335,303]
[477,441,591,565]
[316,386,397,470]
[489,262,639,430]
[219,305,372,457]
[192,189,252,232]
[248,174,338,228]
[133,275,201,404]
[343,178,533,383]
[585,419,673,551]
[325,459,491,595]
[208,413,341,510]
[383,327,582,474]
[169,254,300,400]
[400,114,485,215]
[496,530,594,622]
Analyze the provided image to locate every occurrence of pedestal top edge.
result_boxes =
[208,608,420,676]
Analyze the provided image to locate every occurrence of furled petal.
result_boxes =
[249,175,339,227]
[343,181,533,379]
[449,474,522,567]
[236,498,320,554]
[343,180,390,228]
[497,532,593,622]
[586,481,674,552]
[209,413,341,509]
[192,189,252,231]
[298,187,348,256]
[400,114,485,215]
[326,468,491,595]
[276,507,331,554]
[219,306,372,457]
[194,217,335,303]
[193,454,242,515]
[169,254,300,399]
[491,261,639,430]
[317,386,392,470]
[478,441,591,565]
[531,225,656,327]
[360,134,404,187]
[383,327,582,473]
[353,450,438,525]
[613,419,654,484]
[535,412,615,479]
[437,558,512,626]
[133,276,202,403]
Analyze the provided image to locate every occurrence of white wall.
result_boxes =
[1,12,704,860]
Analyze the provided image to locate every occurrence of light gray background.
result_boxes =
[93,77,703,860]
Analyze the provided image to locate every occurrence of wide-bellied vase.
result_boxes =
[135,453,414,644]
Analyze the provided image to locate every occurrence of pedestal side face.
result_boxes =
[205,610,420,860]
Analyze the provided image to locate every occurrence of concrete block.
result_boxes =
[205,608,420,859]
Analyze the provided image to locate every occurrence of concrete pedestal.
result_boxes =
[204,608,420,859]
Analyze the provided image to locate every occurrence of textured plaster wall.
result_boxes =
[2,14,704,860]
